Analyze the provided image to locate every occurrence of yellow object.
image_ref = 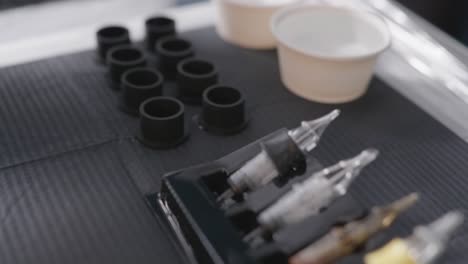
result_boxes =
[364,239,416,264]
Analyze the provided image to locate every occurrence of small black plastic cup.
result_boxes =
[177,58,219,104]
[107,45,147,89]
[138,97,188,149]
[96,25,131,63]
[156,36,195,79]
[199,85,248,135]
[145,16,176,53]
[119,68,164,115]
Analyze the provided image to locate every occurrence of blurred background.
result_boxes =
[397,0,468,44]
[0,0,467,45]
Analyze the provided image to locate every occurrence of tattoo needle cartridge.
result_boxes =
[258,149,379,232]
[289,193,419,264]
[219,110,340,202]
[365,211,464,264]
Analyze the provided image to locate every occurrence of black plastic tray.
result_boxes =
[151,129,367,264]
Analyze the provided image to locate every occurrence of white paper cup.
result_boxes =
[214,0,299,49]
[271,5,391,103]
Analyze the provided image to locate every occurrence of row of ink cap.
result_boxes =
[210,111,465,264]
[95,16,248,149]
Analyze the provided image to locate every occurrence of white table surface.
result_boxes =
[1,0,468,142]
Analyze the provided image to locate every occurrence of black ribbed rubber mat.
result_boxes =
[0,142,185,264]
[0,26,466,263]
